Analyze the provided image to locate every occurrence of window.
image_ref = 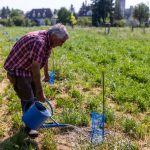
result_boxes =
[37,12,41,17]
[32,11,36,17]
[43,12,46,17]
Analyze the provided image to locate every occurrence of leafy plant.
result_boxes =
[42,130,57,150]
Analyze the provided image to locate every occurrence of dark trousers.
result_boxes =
[7,72,36,113]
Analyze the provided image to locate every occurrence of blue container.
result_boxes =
[22,101,51,129]
[91,112,105,144]
[91,129,104,144]
[91,112,104,130]
[49,71,55,84]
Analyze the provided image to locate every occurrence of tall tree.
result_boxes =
[133,3,149,25]
[79,2,87,16]
[91,0,114,26]
[10,9,24,26]
[70,4,75,14]
[1,6,10,18]
[10,9,24,18]
[57,7,71,24]
[114,0,123,20]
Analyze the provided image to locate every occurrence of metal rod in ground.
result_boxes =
[102,71,105,116]
[52,49,55,71]
[102,71,105,140]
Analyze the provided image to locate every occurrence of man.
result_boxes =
[4,23,69,137]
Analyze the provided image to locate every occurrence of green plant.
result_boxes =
[11,113,22,129]
[105,109,115,125]
[0,127,4,137]
[3,130,26,150]
[137,98,147,112]
[121,118,146,139]
[56,97,74,108]
[122,118,137,138]
[123,102,139,114]
[59,108,89,126]
[42,130,57,150]
[86,96,102,112]
[69,89,82,99]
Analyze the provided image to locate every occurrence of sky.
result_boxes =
[0,0,150,13]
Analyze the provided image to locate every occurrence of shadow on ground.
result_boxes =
[0,128,39,150]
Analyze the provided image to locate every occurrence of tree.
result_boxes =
[24,19,32,27]
[10,9,24,26]
[44,18,51,26]
[12,16,24,26]
[78,2,87,16]
[57,7,71,24]
[91,0,114,26]
[70,13,77,28]
[1,6,10,19]
[133,3,149,25]
[114,0,123,20]
[10,9,24,18]
[70,4,75,14]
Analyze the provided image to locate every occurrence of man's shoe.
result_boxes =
[28,129,39,138]
[25,127,39,138]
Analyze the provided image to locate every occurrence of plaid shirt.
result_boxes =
[4,30,52,77]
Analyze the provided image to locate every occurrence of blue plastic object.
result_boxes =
[41,122,69,128]
[49,71,55,84]
[16,36,20,41]
[22,99,69,129]
[91,112,105,144]
[22,101,51,129]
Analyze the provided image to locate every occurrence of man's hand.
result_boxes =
[42,75,49,82]
[36,90,46,102]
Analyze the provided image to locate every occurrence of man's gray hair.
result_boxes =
[48,23,69,40]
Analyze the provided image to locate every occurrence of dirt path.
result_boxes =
[0,79,12,143]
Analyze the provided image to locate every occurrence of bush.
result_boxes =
[122,118,146,139]
[77,17,92,26]
[114,19,126,27]
[12,16,24,26]
[0,19,9,26]
[43,131,57,150]
[59,108,89,126]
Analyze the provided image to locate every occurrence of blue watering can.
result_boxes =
[22,99,69,130]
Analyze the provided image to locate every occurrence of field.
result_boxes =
[0,26,149,150]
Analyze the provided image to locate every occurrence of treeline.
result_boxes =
[0,0,149,27]
[0,6,78,27]
[0,7,37,26]
[92,0,150,27]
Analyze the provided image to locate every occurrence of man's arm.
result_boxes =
[31,60,45,102]
[43,60,50,82]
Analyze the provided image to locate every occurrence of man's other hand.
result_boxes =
[42,76,49,82]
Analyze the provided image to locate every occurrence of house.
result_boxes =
[26,8,53,25]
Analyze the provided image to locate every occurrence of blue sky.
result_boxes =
[0,0,149,12]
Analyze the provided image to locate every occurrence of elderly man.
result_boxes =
[4,23,69,137]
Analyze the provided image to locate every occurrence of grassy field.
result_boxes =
[0,26,149,150]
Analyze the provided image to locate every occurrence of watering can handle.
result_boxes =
[45,99,53,116]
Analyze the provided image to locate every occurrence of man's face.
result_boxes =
[51,35,67,48]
